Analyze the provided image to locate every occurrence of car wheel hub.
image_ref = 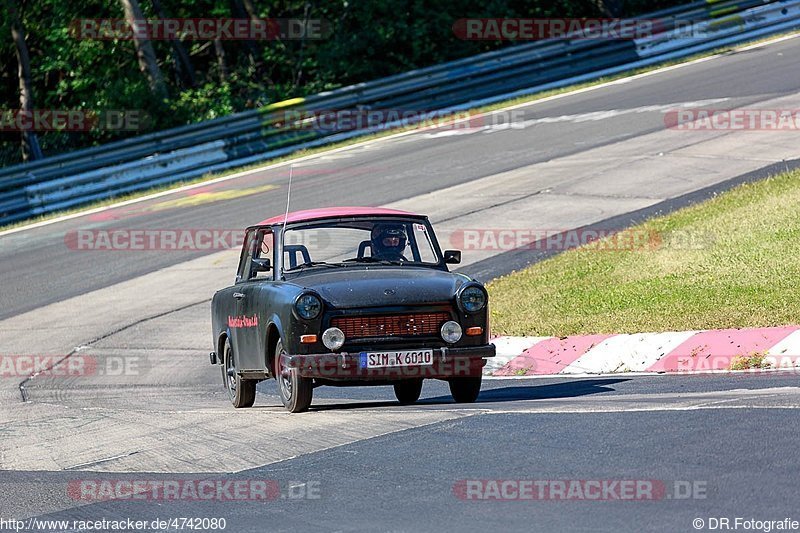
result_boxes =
[278,352,293,400]
[226,349,237,395]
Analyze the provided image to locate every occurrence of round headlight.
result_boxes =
[441,321,463,343]
[459,285,487,313]
[295,293,322,320]
[322,327,345,350]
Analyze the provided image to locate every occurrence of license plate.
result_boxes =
[360,349,434,368]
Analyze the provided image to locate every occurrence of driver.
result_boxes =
[370,223,408,261]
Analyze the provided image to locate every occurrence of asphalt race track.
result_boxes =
[4,376,800,532]
[1,36,800,532]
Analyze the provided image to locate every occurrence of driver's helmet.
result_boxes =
[370,223,407,259]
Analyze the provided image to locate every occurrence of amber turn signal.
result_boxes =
[465,327,483,336]
[300,334,318,344]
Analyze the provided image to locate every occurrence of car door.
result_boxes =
[224,228,258,362]
[235,228,275,371]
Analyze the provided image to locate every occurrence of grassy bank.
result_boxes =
[488,169,800,336]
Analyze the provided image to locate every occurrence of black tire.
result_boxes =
[393,379,423,405]
[448,376,482,403]
[224,337,256,408]
[275,339,313,413]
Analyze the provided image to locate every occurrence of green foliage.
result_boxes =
[1,0,688,165]
[730,352,772,371]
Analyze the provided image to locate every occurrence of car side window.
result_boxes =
[236,229,257,283]
[252,230,274,280]
[411,223,438,263]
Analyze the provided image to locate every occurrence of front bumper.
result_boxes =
[285,344,495,380]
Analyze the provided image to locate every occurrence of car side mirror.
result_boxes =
[443,250,461,264]
[251,258,271,276]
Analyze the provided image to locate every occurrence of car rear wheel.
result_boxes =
[393,379,423,405]
[275,339,313,413]
[448,376,482,403]
[224,337,256,408]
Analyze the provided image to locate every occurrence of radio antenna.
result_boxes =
[279,164,293,276]
[282,163,293,235]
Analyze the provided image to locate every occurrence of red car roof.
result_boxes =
[255,206,419,226]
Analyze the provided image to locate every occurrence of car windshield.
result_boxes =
[281,218,440,271]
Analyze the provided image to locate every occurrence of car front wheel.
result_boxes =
[224,337,256,408]
[275,339,313,413]
[448,376,482,403]
[393,379,423,404]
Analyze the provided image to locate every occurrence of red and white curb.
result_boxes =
[485,326,800,377]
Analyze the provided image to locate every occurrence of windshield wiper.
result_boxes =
[284,261,340,272]
[341,257,404,265]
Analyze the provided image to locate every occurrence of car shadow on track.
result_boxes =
[308,378,629,412]
[424,378,630,404]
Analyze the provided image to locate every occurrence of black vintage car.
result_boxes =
[210,206,496,412]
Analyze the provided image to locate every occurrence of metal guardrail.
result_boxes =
[1,0,799,225]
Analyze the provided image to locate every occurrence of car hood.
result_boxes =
[289,267,471,309]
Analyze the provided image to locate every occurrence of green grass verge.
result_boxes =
[3,31,797,234]
[487,169,800,337]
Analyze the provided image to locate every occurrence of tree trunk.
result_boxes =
[119,0,168,100]
[593,0,624,18]
[150,0,196,88]
[230,0,260,61]
[292,3,311,88]
[213,38,229,84]
[6,0,43,161]
[231,0,274,87]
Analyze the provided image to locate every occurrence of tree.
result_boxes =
[151,0,196,88]
[213,38,229,83]
[230,0,273,87]
[593,0,624,17]
[119,0,168,100]
[6,0,43,161]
